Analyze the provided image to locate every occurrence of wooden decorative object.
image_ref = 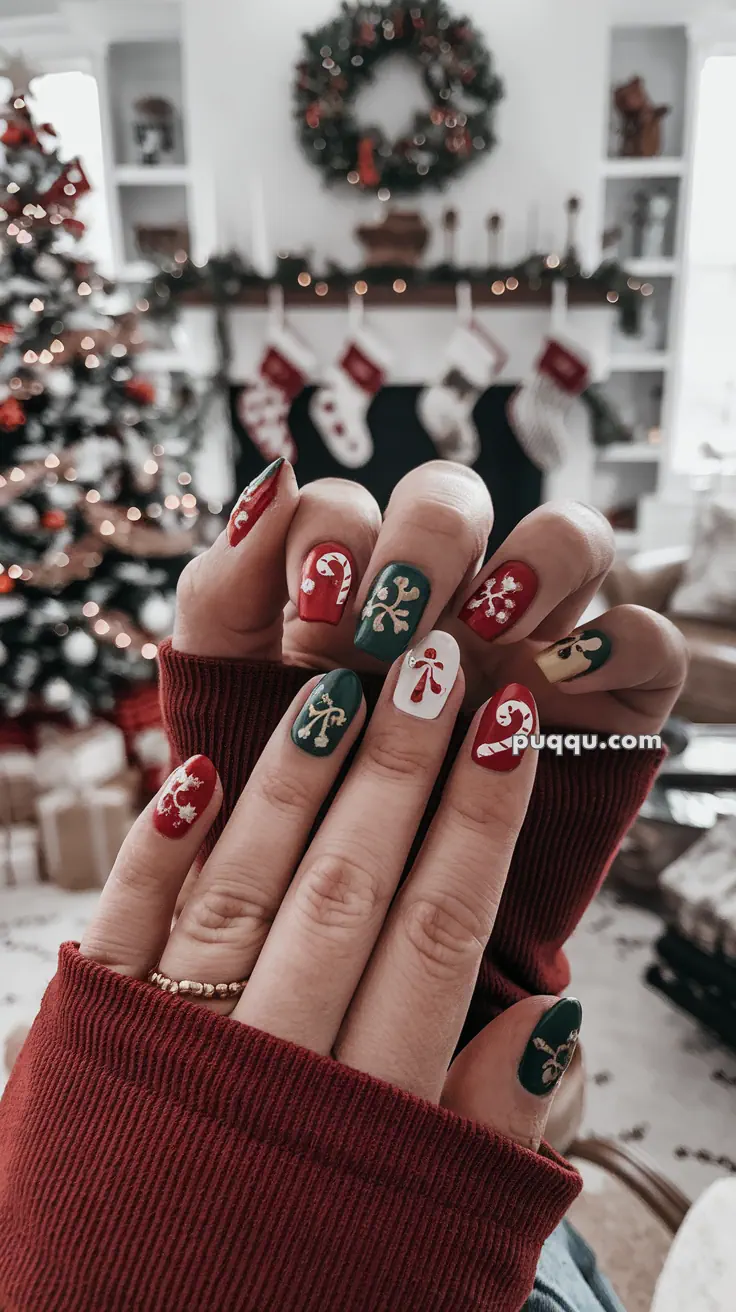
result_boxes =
[614,77,670,158]
[135,224,190,261]
[354,209,429,267]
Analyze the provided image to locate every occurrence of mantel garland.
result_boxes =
[294,0,503,195]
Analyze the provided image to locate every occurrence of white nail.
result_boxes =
[393,630,460,720]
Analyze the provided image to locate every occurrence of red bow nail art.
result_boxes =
[153,755,217,839]
[227,458,284,548]
[299,542,356,625]
[460,561,538,642]
[472,683,537,772]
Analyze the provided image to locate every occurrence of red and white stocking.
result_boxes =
[310,329,390,469]
[237,326,314,464]
[417,322,507,467]
[507,338,590,472]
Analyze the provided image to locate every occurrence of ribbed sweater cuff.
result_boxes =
[0,945,580,1312]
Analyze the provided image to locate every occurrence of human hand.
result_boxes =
[82,650,578,1150]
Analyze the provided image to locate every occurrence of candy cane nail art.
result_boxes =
[459,561,539,642]
[153,755,218,839]
[227,458,284,548]
[393,630,460,721]
[472,683,537,772]
[299,542,356,625]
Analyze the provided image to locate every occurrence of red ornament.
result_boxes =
[357,137,380,187]
[306,102,321,128]
[124,378,156,406]
[41,509,67,530]
[357,20,376,44]
[0,397,25,431]
[0,574,15,594]
[0,323,15,346]
[40,157,91,208]
[62,217,85,239]
[2,120,37,149]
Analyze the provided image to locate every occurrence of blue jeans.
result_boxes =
[525,1222,625,1312]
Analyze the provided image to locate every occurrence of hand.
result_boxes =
[174,459,686,734]
[82,653,578,1150]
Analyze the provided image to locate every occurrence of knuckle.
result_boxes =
[363,726,430,782]
[255,765,315,818]
[404,499,479,556]
[401,892,486,982]
[536,503,616,579]
[184,875,274,950]
[295,853,383,937]
[448,788,522,847]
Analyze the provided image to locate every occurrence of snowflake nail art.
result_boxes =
[291,669,363,756]
[460,561,538,642]
[153,755,217,840]
[355,563,431,661]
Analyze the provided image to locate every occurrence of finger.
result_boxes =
[172,457,299,659]
[337,684,538,1102]
[534,604,688,723]
[234,631,464,1049]
[442,997,582,1151]
[158,669,365,1001]
[284,478,382,667]
[79,756,222,978]
[457,502,615,648]
[354,461,492,663]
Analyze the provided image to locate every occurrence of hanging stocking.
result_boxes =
[237,324,314,464]
[310,328,390,469]
[417,322,507,466]
[507,338,590,472]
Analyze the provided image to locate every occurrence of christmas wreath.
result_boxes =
[294,1,503,195]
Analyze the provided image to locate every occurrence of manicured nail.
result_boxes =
[291,668,362,756]
[299,542,356,625]
[355,562,431,661]
[227,458,284,547]
[518,998,582,1096]
[153,755,217,839]
[459,561,538,641]
[472,683,537,772]
[393,630,460,720]
[535,628,612,684]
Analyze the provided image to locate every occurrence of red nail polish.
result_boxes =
[153,756,217,839]
[472,684,537,772]
[227,458,284,548]
[299,542,356,624]
[460,562,539,641]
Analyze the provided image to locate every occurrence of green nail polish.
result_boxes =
[535,629,612,685]
[291,669,362,756]
[354,563,431,662]
[518,998,582,1097]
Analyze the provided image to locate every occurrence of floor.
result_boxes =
[2,880,736,1202]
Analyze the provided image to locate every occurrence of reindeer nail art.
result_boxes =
[518,998,582,1097]
[355,562,431,661]
[153,755,217,839]
[472,683,537,772]
[227,458,284,548]
[299,542,356,625]
[460,561,538,641]
[291,668,362,757]
[393,631,460,721]
[536,628,612,684]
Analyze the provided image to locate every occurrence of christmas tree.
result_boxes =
[0,53,200,725]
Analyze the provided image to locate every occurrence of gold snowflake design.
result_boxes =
[297,689,348,749]
[533,1028,580,1086]
[361,575,421,636]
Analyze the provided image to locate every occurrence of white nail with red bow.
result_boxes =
[393,630,460,721]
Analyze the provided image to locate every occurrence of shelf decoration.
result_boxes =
[355,209,429,266]
[294,0,503,195]
[133,96,177,167]
[613,77,670,159]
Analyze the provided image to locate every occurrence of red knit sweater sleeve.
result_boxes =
[0,945,580,1312]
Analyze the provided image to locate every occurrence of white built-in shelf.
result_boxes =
[602,157,686,179]
[114,164,190,186]
[609,351,673,372]
[625,257,678,278]
[597,443,663,464]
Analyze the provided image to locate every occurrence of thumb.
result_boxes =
[441,997,582,1152]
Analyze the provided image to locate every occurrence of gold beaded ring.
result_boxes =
[148,970,248,1000]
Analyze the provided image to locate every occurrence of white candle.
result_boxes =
[250,175,272,276]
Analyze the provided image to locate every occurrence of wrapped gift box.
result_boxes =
[37,785,134,890]
[0,824,41,886]
[36,722,127,792]
[0,750,38,824]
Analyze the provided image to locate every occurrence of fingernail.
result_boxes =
[459,561,539,642]
[227,458,284,547]
[299,542,356,625]
[291,669,363,756]
[393,630,460,720]
[535,628,612,684]
[355,562,431,662]
[518,998,582,1096]
[472,683,537,772]
[153,756,217,839]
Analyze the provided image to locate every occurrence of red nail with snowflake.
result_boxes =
[393,630,460,721]
[299,542,356,625]
[472,684,537,773]
[459,561,538,641]
[153,755,218,839]
[227,458,284,548]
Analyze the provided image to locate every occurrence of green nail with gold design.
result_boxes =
[518,998,582,1097]
[291,668,363,756]
[355,562,431,662]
